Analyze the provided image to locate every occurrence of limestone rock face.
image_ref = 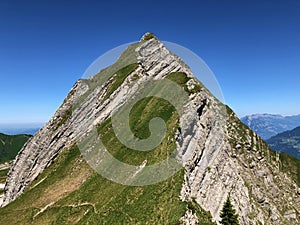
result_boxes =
[2,34,300,225]
[180,210,199,225]
[2,80,89,206]
[180,108,300,224]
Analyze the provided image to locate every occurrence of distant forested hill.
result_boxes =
[0,133,31,163]
[267,126,300,159]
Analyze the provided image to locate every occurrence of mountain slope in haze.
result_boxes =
[267,126,300,159]
[0,33,299,225]
[0,124,42,135]
[0,133,31,163]
[241,114,300,139]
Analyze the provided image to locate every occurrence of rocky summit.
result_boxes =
[0,33,299,225]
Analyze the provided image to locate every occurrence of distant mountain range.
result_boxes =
[0,133,31,163]
[0,123,43,135]
[267,126,300,159]
[241,114,300,139]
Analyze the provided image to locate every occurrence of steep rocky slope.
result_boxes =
[0,133,30,203]
[0,34,299,225]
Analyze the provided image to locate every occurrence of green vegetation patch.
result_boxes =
[75,42,141,107]
[53,107,73,131]
[0,145,93,224]
[101,63,138,102]
[279,152,300,186]
[142,33,157,41]
[97,96,179,166]
[0,144,187,224]
[0,133,31,163]
[0,168,9,183]
[166,72,201,94]
[188,197,217,225]
[219,196,240,225]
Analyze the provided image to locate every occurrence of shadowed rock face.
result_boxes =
[2,34,300,225]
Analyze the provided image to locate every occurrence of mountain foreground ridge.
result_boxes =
[0,33,299,225]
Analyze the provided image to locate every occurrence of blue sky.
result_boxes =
[0,0,299,124]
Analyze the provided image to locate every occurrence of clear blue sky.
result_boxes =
[0,0,299,123]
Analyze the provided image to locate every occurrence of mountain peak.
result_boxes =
[136,34,192,79]
[140,32,157,41]
[1,34,299,225]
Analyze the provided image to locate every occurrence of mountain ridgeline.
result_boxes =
[0,34,299,225]
[241,114,300,140]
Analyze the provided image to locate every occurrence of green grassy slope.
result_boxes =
[279,152,300,186]
[0,133,31,163]
[0,145,214,224]
[0,168,9,194]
